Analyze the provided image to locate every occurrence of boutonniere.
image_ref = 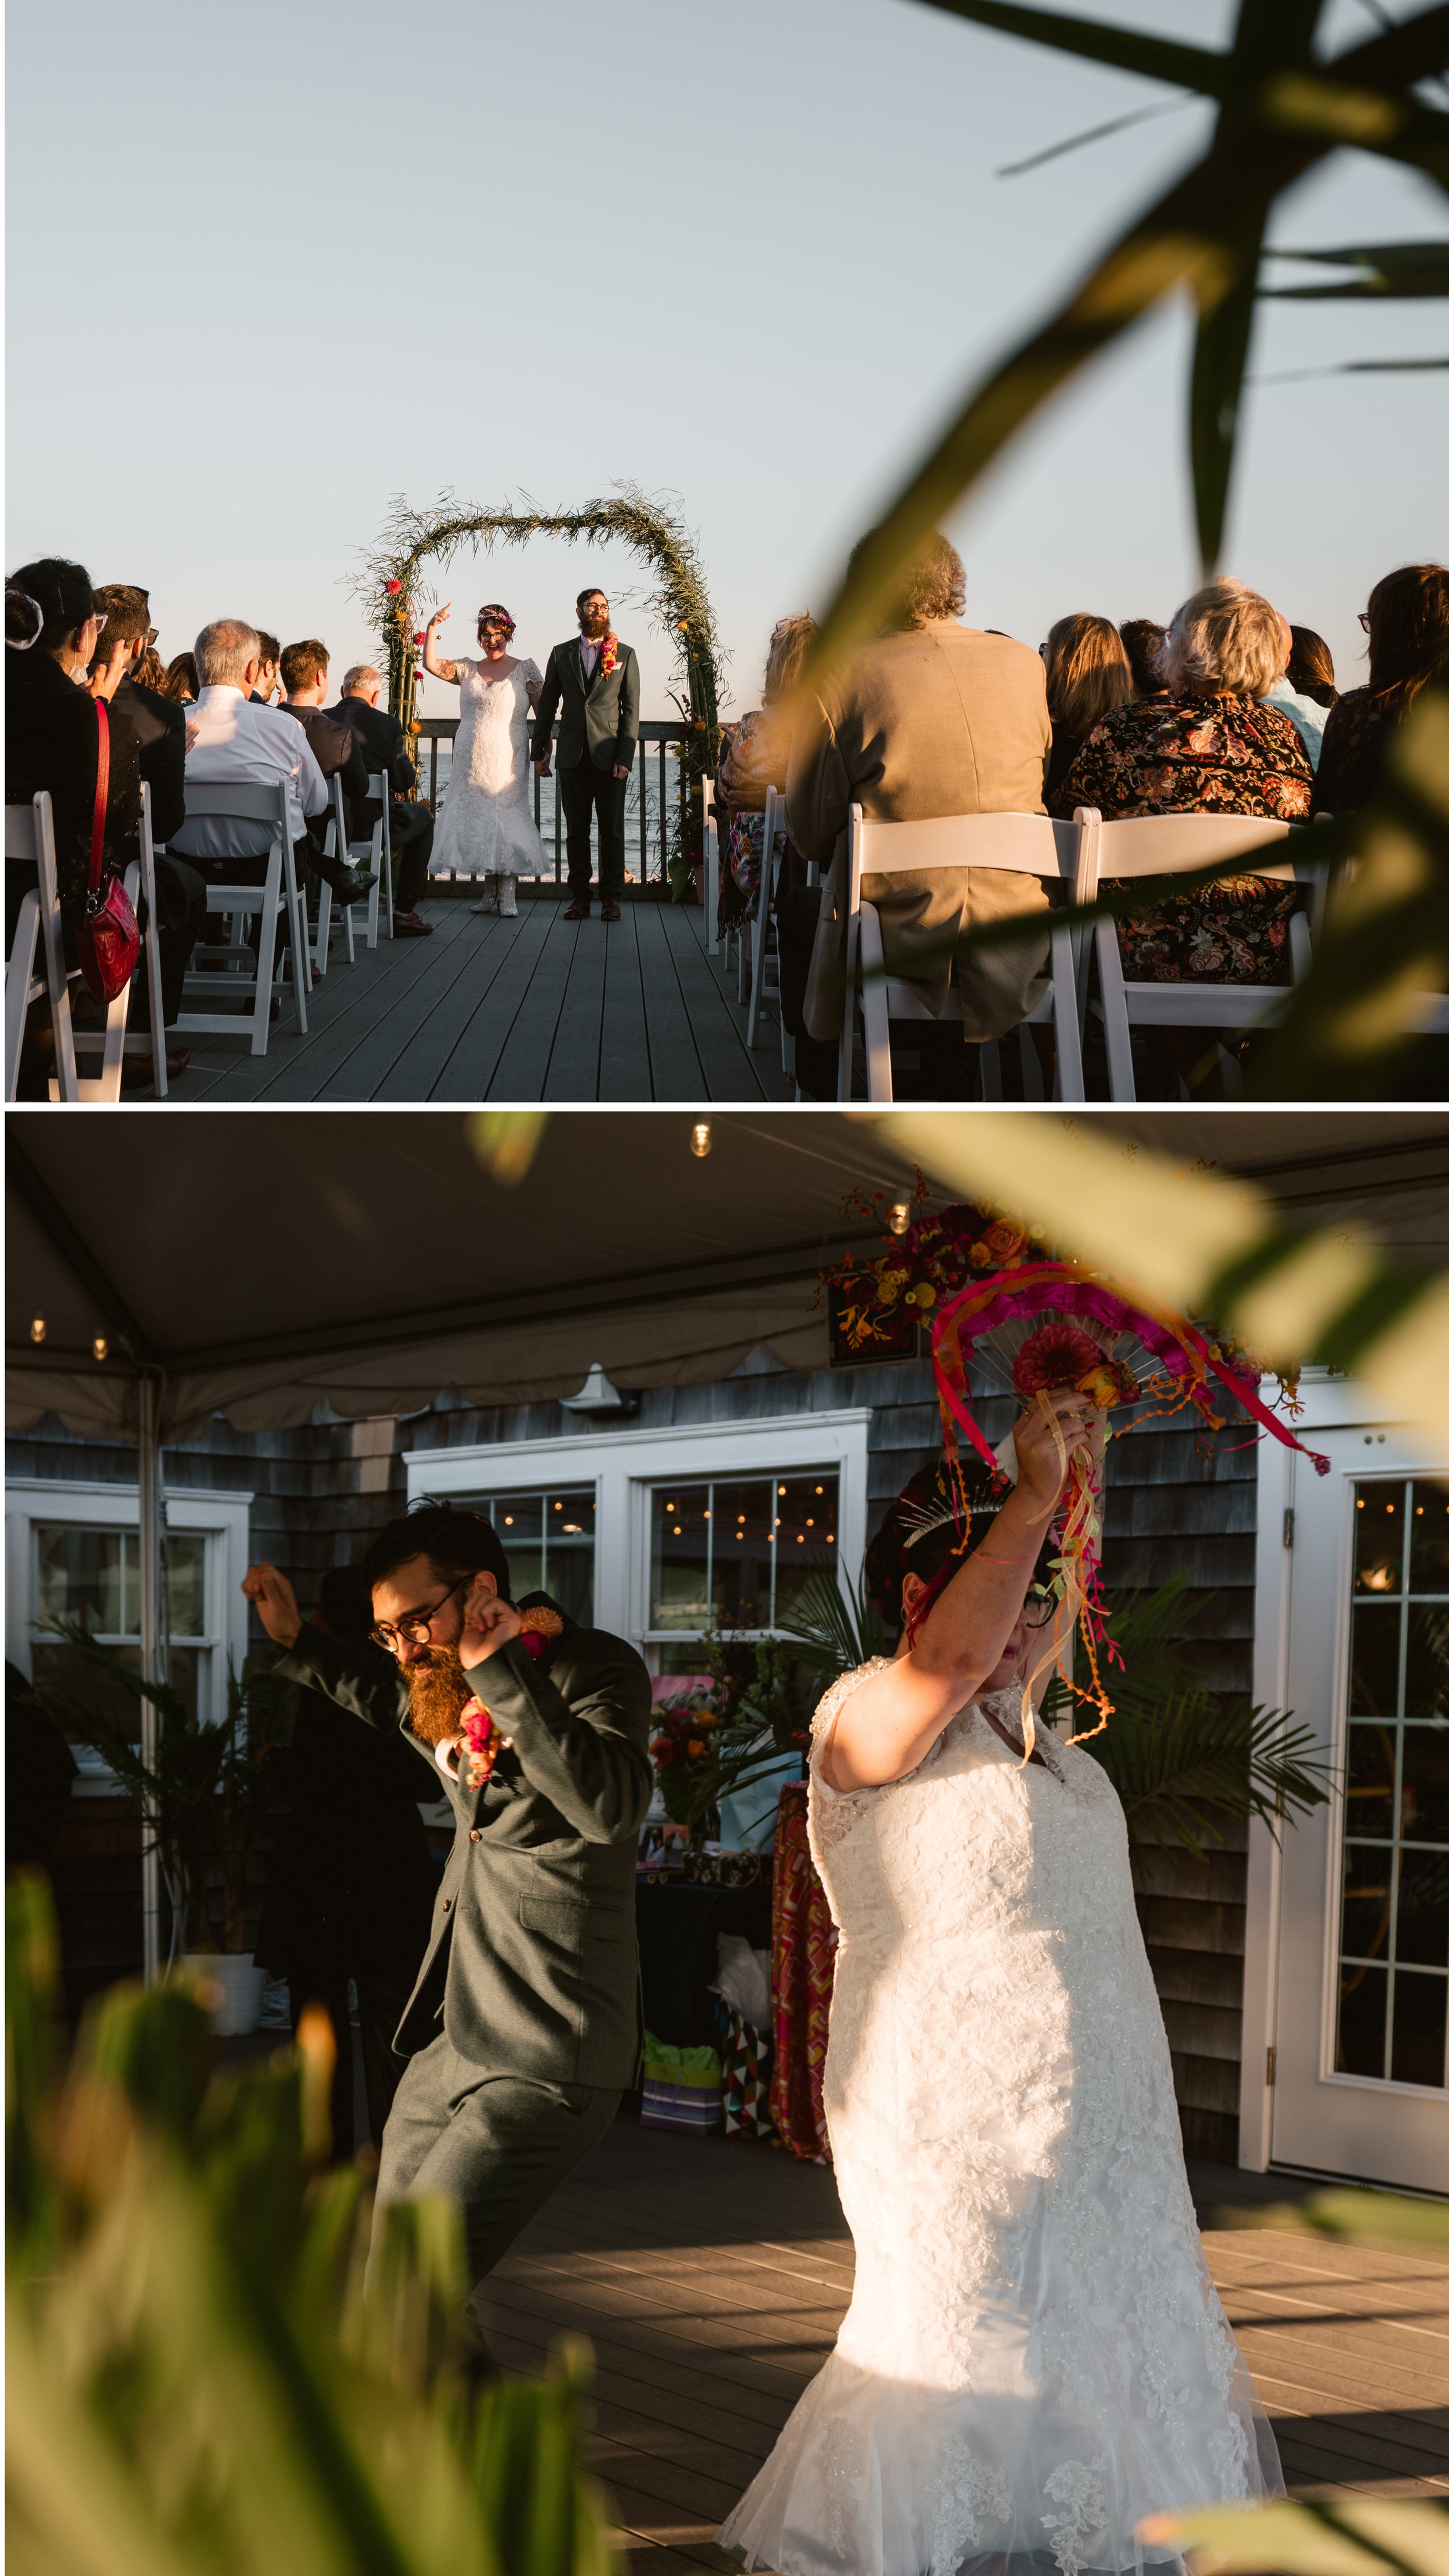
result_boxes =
[517,1603,563,1661]
[598,633,618,678]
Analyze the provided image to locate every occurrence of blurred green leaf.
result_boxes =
[1139,2496,1449,2576]
[1215,2182,1449,2253]
[1262,237,1449,294]
[6,1871,616,2576]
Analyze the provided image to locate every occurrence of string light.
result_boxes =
[887,1202,911,1235]
[30,1317,45,1344]
[690,1122,711,1158]
[92,1337,108,1363]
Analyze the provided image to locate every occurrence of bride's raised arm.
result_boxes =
[821,1392,1098,1793]
[422,602,461,685]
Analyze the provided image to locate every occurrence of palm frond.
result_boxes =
[773,1565,891,1680]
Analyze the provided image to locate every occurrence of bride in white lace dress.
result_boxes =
[421,601,547,915]
[720,1399,1281,2576]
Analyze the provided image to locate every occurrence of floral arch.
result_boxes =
[358,485,723,762]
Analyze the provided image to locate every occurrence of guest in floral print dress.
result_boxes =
[1051,577,1312,989]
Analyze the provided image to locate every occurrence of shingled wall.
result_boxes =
[9,1351,1255,2156]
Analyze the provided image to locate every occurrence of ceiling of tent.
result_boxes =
[7,1110,1447,1443]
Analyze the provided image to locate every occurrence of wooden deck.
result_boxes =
[476,2117,1449,2574]
[171,892,793,1104]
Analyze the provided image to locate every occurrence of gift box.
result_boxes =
[720,2006,773,2139]
[640,2032,723,2136]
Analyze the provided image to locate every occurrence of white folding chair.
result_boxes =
[345,771,394,948]
[836,806,1085,1103]
[702,776,725,960]
[745,785,787,1051]
[170,781,307,1057]
[106,782,170,1098]
[1073,808,1325,1101]
[6,791,80,1100]
[312,776,359,977]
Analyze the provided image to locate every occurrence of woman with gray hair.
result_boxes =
[1049,577,1311,1024]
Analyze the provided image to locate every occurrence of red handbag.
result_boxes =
[76,697,141,1005]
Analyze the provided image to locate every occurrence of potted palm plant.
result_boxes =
[30,1627,294,2035]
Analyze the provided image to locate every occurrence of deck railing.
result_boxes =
[414,716,689,886]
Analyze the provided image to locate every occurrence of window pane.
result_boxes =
[1336,1961,1387,2077]
[166,1534,206,1639]
[773,1475,840,1624]
[1409,1487,1449,1596]
[1401,1726,1449,1843]
[494,1497,543,1545]
[30,1637,144,1742]
[544,1489,596,1627]
[1349,1602,1401,1718]
[1396,1849,1449,1969]
[1404,1606,1449,1722]
[1341,1843,1392,1961]
[168,1647,203,1726]
[1389,1969,1448,2087]
[35,1526,130,1636]
[1355,1483,1406,1595]
[710,1481,775,1628]
[1345,1723,1396,1840]
[651,1485,712,1631]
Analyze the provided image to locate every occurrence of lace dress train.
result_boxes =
[718,1664,1281,2576]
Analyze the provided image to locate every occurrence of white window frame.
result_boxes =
[5,1480,255,1795]
[403,1411,873,1653]
[1242,1372,1448,2168]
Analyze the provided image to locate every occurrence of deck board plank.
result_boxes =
[473,2117,1449,2549]
[149,888,793,1100]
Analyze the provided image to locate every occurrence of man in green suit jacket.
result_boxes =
[243,1500,652,2370]
[531,586,640,922]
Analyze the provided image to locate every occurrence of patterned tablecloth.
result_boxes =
[768,1780,836,2164]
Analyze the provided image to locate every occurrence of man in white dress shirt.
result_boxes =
[170,618,374,901]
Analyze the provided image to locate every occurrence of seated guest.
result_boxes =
[715,613,816,932]
[1264,611,1330,770]
[1042,613,1133,802]
[327,662,435,937]
[1314,563,1449,815]
[278,639,371,878]
[250,631,282,705]
[1287,625,1337,709]
[90,583,207,1038]
[6,558,142,923]
[162,651,198,703]
[133,642,168,695]
[1051,576,1312,1018]
[1119,618,1167,697]
[793,532,1052,1080]
[3,558,161,1090]
[170,617,374,904]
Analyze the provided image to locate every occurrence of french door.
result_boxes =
[1266,1400,1448,2191]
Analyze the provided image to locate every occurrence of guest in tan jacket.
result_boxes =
[791,534,1052,1050]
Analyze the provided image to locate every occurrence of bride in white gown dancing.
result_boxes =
[720,1395,1282,2576]
[421,601,547,915]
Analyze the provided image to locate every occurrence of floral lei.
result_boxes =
[459,1604,563,1792]
[597,633,618,678]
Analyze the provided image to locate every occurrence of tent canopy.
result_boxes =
[8,1110,1447,1446]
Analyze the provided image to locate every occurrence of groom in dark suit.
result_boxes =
[243,1500,652,2371]
[532,588,640,921]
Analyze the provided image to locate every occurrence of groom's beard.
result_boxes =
[578,607,609,639]
[403,1645,475,1746]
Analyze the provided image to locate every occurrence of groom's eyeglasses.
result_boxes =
[369,1574,470,1656]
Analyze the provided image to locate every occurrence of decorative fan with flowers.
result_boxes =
[831,1189,1327,1759]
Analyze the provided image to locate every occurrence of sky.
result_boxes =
[6,0,1446,718]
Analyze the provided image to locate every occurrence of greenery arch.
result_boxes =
[358,483,723,758]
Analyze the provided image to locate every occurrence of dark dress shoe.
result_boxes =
[335,867,376,900]
[392,911,434,936]
[563,899,591,920]
[121,1047,191,1092]
[600,900,622,922]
